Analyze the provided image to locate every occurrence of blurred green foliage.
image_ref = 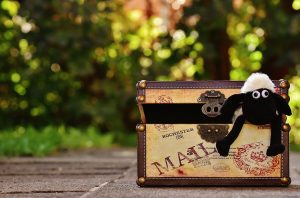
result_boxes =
[0,0,299,155]
[0,126,60,156]
[0,125,135,156]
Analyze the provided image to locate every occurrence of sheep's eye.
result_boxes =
[262,90,269,98]
[252,91,260,99]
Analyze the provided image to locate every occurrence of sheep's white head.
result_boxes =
[241,73,275,93]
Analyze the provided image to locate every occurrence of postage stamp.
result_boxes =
[233,142,280,176]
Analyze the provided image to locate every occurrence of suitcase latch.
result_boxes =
[198,90,225,117]
[197,124,229,143]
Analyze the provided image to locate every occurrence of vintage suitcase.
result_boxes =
[136,80,291,186]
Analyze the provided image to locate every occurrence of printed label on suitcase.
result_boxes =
[146,124,281,177]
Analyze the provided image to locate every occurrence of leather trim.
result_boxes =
[281,84,290,178]
[137,80,280,89]
[141,177,288,186]
[137,131,146,179]
[143,81,244,89]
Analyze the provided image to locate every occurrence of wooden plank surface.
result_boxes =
[0,148,299,198]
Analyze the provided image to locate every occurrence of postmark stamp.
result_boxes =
[155,124,174,132]
[155,95,173,103]
[213,163,230,172]
[192,156,211,168]
[234,142,280,176]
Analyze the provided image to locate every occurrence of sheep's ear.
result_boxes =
[221,93,245,115]
[273,93,292,115]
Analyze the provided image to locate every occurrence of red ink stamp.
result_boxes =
[155,95,173,103]
[234,142,280,176]
[155,124,174,132]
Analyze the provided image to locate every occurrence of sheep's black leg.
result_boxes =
[216,115,245,156]
[266,114,285,156]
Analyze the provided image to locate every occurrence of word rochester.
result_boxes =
[161,128,194,139]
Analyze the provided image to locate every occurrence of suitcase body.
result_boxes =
[136,80,291,186]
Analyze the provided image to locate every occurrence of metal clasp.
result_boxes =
[198,90,225,117]
[197,124,229,143]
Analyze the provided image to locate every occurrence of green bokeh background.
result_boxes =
[0,0,299,156]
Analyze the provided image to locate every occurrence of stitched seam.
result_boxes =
[146,177,281,179]
[281,129,284,177]
[142,86,286,179]
[144,130,146,178]
[146,86,241,89]
[280,87,284,177]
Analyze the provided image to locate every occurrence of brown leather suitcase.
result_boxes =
[136,80,291,186]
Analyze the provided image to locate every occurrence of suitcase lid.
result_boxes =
[136,80,289,123]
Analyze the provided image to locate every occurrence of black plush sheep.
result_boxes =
[216,73,292,157]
